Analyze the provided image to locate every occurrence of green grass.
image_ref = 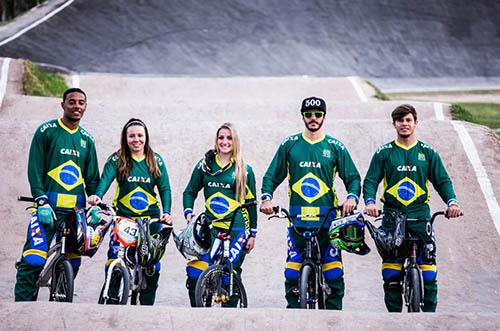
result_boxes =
[23,60,68,97]
[366,81,390,100]
[451,103,500,130]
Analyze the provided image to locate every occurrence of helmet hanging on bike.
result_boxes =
[173,213,211,260]
[73,206,113,257]
[145,225,173,267]
[328,213,370,255]
[364,211,407,260]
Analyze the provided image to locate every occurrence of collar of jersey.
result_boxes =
[132,154,145,162]
[394,139,418,150]
[58,118,79,134]
[302,132,325,145]
[215,154,233,170]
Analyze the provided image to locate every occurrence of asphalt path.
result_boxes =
[1,0,500,90]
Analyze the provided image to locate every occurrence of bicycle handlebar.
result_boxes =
[269,205,340,236]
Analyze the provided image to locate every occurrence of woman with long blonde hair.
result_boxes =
[182,122,257,307]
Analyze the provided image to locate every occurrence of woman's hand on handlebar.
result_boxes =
[160,213,173,225]
[259,200,275,215]
[87,195,101,206]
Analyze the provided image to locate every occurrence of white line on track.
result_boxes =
[0,0,75,47]
[347,76,368,102]
[71,74,80,88]
[434,102,444,120]
[0,58,11,108]
[452,121,500,236]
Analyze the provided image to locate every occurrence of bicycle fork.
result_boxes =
[404,243,424,309]
[214,239,233,304]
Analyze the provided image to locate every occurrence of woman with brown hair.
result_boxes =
[88,118,172,305]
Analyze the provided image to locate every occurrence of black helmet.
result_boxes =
[365,211,406,260]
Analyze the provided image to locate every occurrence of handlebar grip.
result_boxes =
[239,201,258,209]
[97,202,109,210]
[18,196,35,202]
[272,206,280,213]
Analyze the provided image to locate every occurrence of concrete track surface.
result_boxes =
[0,58,499,329]
[1,1,500,90]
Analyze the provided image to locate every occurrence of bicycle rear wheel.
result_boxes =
[299,264,317,309]
[98,265,129,305]
[406,267,422,312]
[49,259,74,302]
[195,265,248,308]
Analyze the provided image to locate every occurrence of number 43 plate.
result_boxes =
[113,217,139,247]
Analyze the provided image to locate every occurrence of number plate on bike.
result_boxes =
[113,217,139,247]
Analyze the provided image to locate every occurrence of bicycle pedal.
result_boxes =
[215,295,229,303]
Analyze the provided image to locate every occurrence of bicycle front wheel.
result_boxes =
[299,264,317,309]
[98,265,130,305]
[195,265,248,308]
[406,267,422,312]
[49,259,74,302]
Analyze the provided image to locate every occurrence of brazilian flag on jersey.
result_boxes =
[262,133,361,229]
[27,119,99,209]
[363,140,457,219]
[183,155,258,234]
[96,153,172,219]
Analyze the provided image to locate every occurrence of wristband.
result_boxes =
[364,198,376,205]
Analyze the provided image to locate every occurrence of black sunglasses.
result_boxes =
[303,111,324,119]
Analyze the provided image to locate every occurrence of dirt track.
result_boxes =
[0,58,499,329]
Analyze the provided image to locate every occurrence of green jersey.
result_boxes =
[28,118,99,209]
[96,153,171,218]
[262,133,361,228]
[363,140,458,219]
[183,155,257,235]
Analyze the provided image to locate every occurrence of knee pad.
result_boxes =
[322,246,343,282]
[420,264,437,283]
[23,213,49,267]
[382,262,403,282]
[284,230,303,282]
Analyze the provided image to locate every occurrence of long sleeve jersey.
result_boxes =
[183,155,257,236]
[96,152,171,218]
[262,133,361,228]
[28,118,100,209]
[363,139,458,219]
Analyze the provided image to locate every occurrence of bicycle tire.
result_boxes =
[299,264,316,309]
[195,265,248,308]
[407,267,422,312]
[98,265,129,305]
[49,259,74,302]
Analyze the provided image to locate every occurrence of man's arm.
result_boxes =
[427,149,460,212]
[27,128,47,199]
[363,151,385,216]
[84,139,100,197]
[260,142,288,214]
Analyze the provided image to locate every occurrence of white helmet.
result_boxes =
[173,213,211,260]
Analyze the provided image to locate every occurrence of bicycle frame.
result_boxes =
[270,206,339,308]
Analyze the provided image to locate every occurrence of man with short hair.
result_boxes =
[363,104,461,312]
[260,96,361,309]
[15,88,100,301]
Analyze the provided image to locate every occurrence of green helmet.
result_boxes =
[328,213,370,255]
